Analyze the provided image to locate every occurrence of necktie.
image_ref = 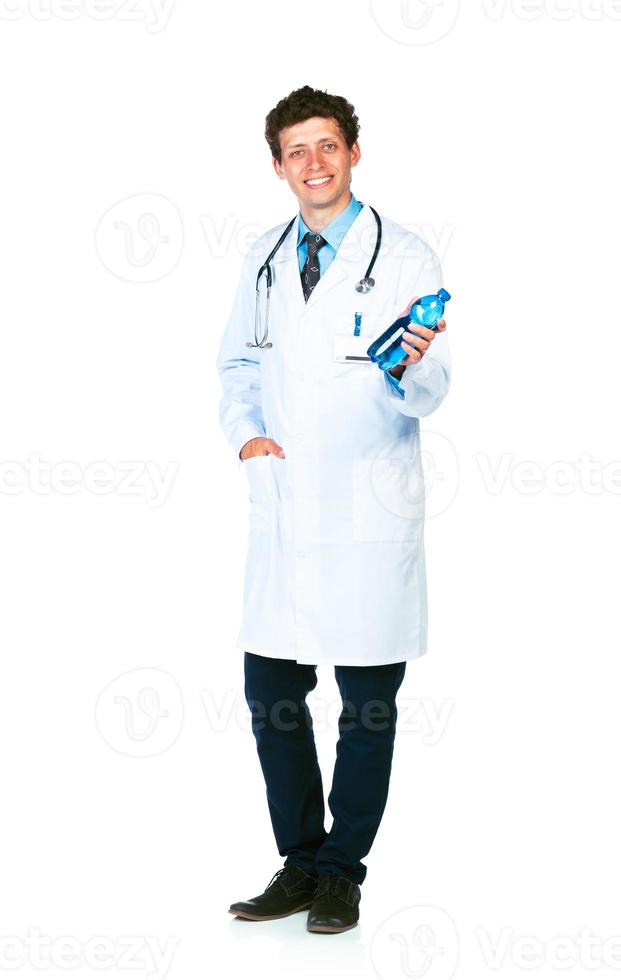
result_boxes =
[301,231,327,303]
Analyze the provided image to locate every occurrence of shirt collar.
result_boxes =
[297,192,362,251]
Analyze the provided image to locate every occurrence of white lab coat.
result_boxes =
[215,203,450,667]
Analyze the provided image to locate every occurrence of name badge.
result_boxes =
[333,333,372,364]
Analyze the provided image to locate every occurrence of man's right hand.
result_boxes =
[239,437,285,461]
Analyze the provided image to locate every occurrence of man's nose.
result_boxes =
[306,150,324,170]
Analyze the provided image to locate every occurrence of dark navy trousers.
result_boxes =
[243,650,407,886]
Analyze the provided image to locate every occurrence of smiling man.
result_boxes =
[216,86,451,934]
[276,113,360,203]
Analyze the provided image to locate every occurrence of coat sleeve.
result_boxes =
[215,250,267,460]
[381,243,451,418]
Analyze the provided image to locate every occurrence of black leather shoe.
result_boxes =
[228,865,318,921]
[307,872,361,933]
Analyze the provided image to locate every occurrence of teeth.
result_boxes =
[306,176,331,186]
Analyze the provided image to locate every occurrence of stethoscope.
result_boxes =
[247,205,382,349]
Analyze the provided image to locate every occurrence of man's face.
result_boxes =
[272,116,360,211]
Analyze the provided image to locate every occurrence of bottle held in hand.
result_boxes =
[367,288,451,372]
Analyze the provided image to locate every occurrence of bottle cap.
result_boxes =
[437,288,451,303]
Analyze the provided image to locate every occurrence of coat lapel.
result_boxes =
[305,203,377,311]
[272,213,305,313]
[272,204,377,313]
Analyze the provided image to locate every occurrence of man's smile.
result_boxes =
[304,175,334,188]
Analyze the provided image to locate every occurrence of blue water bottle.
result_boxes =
[367,288,451,372]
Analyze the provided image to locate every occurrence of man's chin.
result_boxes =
[298,183,346,208]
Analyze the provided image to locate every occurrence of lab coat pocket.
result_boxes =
[352,456,425,543]
[243,454,273,529]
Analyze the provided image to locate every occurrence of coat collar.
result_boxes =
[296,192,363,252]
[271,203,380,311]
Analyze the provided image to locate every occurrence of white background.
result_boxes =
[1,1,620,978]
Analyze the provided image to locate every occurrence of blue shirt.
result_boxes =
[297,193,405,399]
[297,192,363,276]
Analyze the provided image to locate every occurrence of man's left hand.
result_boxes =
[389,295,447,378]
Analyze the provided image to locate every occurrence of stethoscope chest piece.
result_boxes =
[355,276,375,294]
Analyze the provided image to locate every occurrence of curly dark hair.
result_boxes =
[265,85,360,163]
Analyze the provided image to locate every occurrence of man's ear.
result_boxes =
[272,157,286,180]
[350,141,361,168]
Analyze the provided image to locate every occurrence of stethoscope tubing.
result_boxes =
[248,205,382,348]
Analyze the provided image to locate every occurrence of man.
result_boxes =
[215,86,450,934]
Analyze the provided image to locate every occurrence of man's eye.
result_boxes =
[290,150,304,158]
[323,143,336,150]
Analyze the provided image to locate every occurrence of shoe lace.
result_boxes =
[264,867,290,893]
[315,872,341,898]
